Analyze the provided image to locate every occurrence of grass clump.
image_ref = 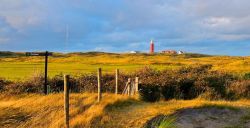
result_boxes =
[158,117,176,128]
[144,115,176,128]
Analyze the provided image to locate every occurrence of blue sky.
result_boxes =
[1,0,250,55]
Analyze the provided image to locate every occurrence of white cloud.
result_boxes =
[202,17,231,27]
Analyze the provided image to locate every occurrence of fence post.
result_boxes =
[127,78,131,96]
[135,77,139,93]
[115,69,119,94]
[44,51,48,95]
[64,75,70,128]
[97,68,102,102]
[47,85,51,94]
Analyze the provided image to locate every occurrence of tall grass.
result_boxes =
[1,93,249,128]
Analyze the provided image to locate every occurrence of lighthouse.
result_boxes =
[150,40,154,54]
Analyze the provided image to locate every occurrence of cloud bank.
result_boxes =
[0,0,250,55]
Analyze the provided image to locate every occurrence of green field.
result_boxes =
[0,62,175,80]
[1,52,250,80]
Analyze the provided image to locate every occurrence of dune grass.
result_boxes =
[0,93,249,128]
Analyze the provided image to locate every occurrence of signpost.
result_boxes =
[26,51,53,95]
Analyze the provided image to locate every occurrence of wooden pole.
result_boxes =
[127,78,131,96]
[97,68,102,102]
[44,51,48,95]
[64,75,70,128]
[115,69,119,94]
[135,77,139,93]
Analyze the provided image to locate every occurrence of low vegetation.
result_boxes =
[1,65,249,101]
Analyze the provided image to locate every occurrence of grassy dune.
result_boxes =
[1,52,250,127]
[1,52,250,80]
[0,93,249,128]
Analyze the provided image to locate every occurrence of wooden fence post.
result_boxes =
[115,69,119,94]
[127,78,131,96]
[64,75,70,128]
[135,77,139,93]
[47,85,51,94]
[97,68,102,102]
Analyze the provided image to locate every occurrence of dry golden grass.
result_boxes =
[0,93,249,128]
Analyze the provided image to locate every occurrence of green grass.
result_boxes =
[158,117,176,128]
[0,62,179,80]
[1,52,250,80]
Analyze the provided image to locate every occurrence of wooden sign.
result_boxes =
[26,52,52,56]
[26,51,53,95]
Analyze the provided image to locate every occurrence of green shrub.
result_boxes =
[161,86,177,100]
[243,72,250,80]
[139,85,161,102]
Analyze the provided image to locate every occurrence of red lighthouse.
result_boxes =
[150,40,154,54]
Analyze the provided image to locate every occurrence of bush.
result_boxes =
[228,80,250,99]
[4,74,44,94]
[139,85,160,102]
[0,78,11,92]
[49,74,64,92]
[138,65,237,101]
[243,72,250,80]
[1,65,248,101]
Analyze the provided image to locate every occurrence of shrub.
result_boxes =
[0,78,11,92]
[243,72,250,80]
[136,67,163,101]
[161,85,177,100]
[1,64,248,101]
[139,85,161,102]
[49,74,64,92]
[138,65,237,101]
[228,80,250,99]
[4,74,44,94]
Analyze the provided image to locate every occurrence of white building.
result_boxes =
[178,51,184,54]
[129,51,140,54]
